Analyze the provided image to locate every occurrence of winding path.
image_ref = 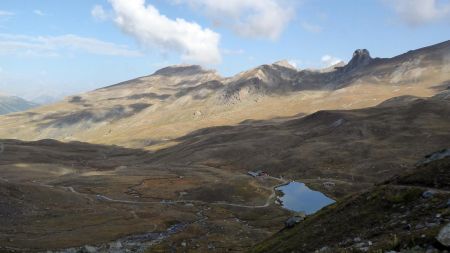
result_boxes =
[61,176,288,209]
[93,180,287,208]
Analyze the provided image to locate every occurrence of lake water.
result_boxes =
[276,181,335,214]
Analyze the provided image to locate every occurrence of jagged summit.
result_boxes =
[352,49,372,61]
[152,64,214,76]
[342,49,373,72]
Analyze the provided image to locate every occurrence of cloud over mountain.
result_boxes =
[108,0,222,65]
[385,0,450,26]
[175,0,295,40]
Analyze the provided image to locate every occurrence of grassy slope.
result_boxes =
[146,93,450,199]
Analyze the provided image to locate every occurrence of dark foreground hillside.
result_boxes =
[250,155,450,253]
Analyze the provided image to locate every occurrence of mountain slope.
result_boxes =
[147,91,450,198]
[0,41,448,148]
[250,155,450,253]
[0,95,38,115]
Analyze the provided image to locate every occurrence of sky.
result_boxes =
[0,0,449,100]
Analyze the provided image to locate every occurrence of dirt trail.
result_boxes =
[90,177,288,209]
[24,174,289,209]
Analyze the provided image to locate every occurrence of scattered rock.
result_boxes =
[426,222,438,228]
[330,119,344,128]
[285,214,306,228]
[323,181,336,189]
[403,224,412,231]
[422,190,436,199]
[426,246,439,253]
[353,242,365,248]
[415,224,425,230]
[316,246,329,252]
[81,245,97,253]
[108,241,122,249]
[419,148,450,165]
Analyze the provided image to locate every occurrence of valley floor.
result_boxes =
[0,140,292,252]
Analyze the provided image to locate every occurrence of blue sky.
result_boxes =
[0,0,449,100]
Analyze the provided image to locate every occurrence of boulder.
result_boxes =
[80,245,97,253]
[285,215,305,228]
[436,223,450,247]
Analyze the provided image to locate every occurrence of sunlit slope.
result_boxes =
[0,41,449,148]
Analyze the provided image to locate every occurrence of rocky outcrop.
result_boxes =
[341,49,373,73]
[419,149,450,165]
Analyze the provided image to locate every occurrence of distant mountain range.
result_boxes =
[0,95,38,115]
[0,40,448,147]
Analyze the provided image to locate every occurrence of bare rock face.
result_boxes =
[342,49,373,72]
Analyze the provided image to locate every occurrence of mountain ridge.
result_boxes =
[0,40,448,148]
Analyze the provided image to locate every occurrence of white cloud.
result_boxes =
[0,10,14,17]
[0,33,142,57]
[33,10,46,16]
[384,0,450,26]
[107,0,221,65]
[91,5,108,21]
[321,55,342,67]
[176,0,295,40]
[301,22,322,33]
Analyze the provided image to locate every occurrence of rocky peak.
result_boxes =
[152,65,214,77]
[342,49,373,72]
[272,60,297,70]
[352,49,372,61]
